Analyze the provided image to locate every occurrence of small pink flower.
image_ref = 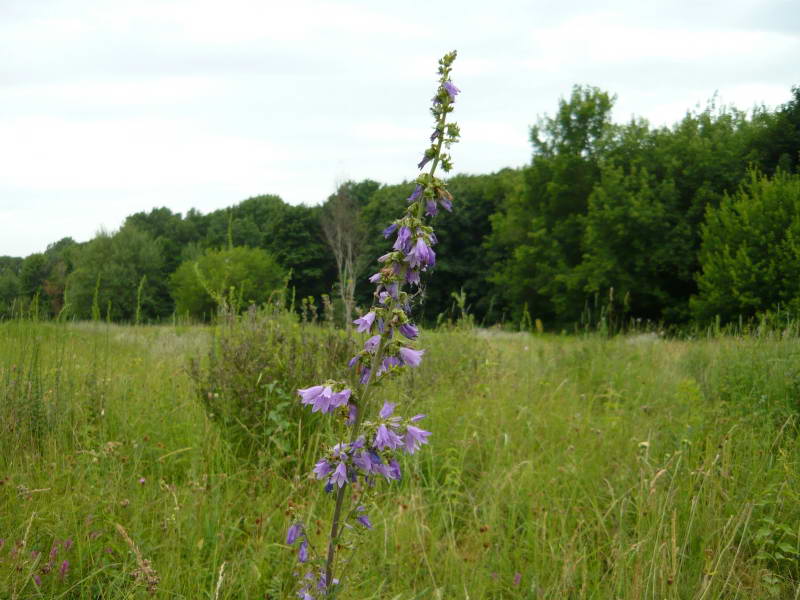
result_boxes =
[138,477,146,485]
[513,572,522,586]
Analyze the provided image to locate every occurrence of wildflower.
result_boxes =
[356,515,372,528]
[353,311,376,333]
[298,385,324,404]
[347,404,358,425]
[286,523,303,545]
[382,223,397,238]
[444,80,460,100]
[63,538,73,551]
[404,425,431,454]
[33,575,42,586]
[399,323,419,339]
[407,184,423,202]
[368,272,382,284]
[399,346,425,367]
[406,238,435,269]
[330,462,348,488]
[379,402,396,419]
[418,154,432,170]
[425,199,438,217]
[313,459,333,480]
[513,572,522,586]
[138,477,146,485]
[59,560,69,579]
[374,424,403,450]
[393,226,412,252]
[298,540,308,563]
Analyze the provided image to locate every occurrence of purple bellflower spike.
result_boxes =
[382,223,397,238]
[287,523,303,545]
[364,335,381,353]
[353,311,376,333]
[444,80,461,100]
[399,323,419,339]
[299,540,308,563]
[331,462,348,488]
[379,402,396,419]
[404,425,432,454]
[387,281,399,299]
[374,424,404,450]
[399,346,425,367]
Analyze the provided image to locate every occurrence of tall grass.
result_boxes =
[1,319,798,598]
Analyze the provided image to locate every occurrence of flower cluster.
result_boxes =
[287,50,460,598]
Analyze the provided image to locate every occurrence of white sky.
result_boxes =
[1,0,798,257]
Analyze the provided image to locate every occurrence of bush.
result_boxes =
[693,169,800,322]
[188,306,356,464]
[171,246,285,320]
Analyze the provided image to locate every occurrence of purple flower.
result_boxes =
[298,540,308,563]
[313,459,332,479]
[287,523,303,545]
[379,402,396,419]
[329,389,351,411]
[387,459,402,481]
[374,424,403,450]
[418,154,432,170]
[393,226,412,253]
[444,80,461,100]
[407,184,423,203]
[347,404,357,425]
[513,572,522,586]
[330,462,348,488]
[359,367,371,385]
[347,355,359,368]
[298,385,324,405]
[399,323,418,339]
[63,538,73,551]
[410,414,426,422]
[356,514,372,529]
[382,223,398,238]
[386,281,399,299]
[377,356,402,377]
[353,311,376,333]
[33,575,42,587]
[59,560,69,579]
[440,196,453,212]
[353,451,372,473]
[399,346,425,367]
[368,272,382,284]
[404,425,431,454]
[378,291,390,305]
[406,269,420,285]
[364,335,381,353]
[430,128,441,142]
[425,199,438,217]
[406,238,436,269]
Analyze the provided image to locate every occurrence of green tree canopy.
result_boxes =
[170,246,285,320]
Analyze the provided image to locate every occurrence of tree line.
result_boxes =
[1,84,799,329]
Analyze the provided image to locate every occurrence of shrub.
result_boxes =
[188,306,356,463]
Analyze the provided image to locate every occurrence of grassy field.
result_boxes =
[1,317,799,599]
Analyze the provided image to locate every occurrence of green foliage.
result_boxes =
[693,170,800,322]
[170,246,285,320]
[65,226,164,321]
[188,306,355,461]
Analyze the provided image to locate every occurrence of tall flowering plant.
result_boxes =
[286,51,460,598]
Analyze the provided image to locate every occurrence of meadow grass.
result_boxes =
[1,319,799,598]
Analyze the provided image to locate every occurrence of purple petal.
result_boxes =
[399,346,425,368]
[379,402,396,419]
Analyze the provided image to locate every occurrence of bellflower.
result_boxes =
[444,80,460,100]
[364,335,381,353]
[290,51,460,597]
[399,346,425,367]
[374,424,404,450]
[353,311,376,333]
[287,523,303,545]
[399,323,419,339]
[404,425,432,454]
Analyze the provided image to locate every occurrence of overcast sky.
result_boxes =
[1,0,798,257]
